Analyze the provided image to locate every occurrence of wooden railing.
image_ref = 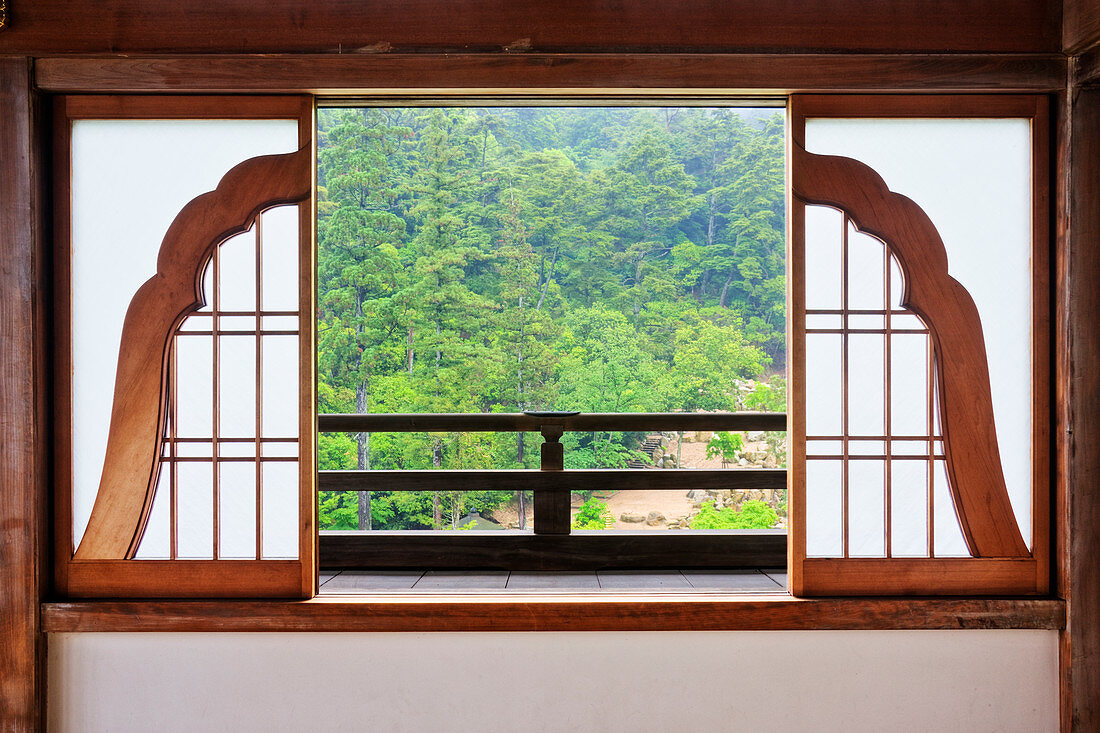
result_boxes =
[318,412,787,536]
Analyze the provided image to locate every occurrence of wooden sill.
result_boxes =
[40,595,1065,633]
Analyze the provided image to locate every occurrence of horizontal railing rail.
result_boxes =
[318,411,788,536]
[319,468,786,492]
[318,411,786,433]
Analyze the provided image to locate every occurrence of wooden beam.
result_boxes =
[2,0,1060,55]
[1064,0,1100,55]
[34,54,1068,95]
[1059,85,1100,732]
[0,57,47,732]
[319,468,786,492]
[319,530,787,570]
[40,597,1066,633]
[319,411,786,433]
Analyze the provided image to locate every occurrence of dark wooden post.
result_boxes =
[534,425,569,534]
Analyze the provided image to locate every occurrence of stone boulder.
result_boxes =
[646,511,666,526]
[620,512,646,523]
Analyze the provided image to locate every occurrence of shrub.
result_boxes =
[689,499,778,529]
[572,497,615,530]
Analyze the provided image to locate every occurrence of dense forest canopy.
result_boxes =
[315,106,786,530]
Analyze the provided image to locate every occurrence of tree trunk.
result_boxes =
[406,325,414,372]
[432,438,443,529]
[355,382,371,531]
[719,269,736,309]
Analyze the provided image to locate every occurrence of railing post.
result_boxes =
[535,425,569,534]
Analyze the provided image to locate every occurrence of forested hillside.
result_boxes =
[315,106,786,530]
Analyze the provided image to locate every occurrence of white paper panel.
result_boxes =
[219,462,258,559]
[262,463,299,559]
[804,205,843,310]
[177,462,214,559]
[219,336,257,439]
[134,466,171,559]
[175,335,213,438]
[847,333,884,435]
[932,460,970,557]
[849,460,885,557]
[847,225,885,310]
[806,314,841,330]
[806,460,843,556]
[218,228,257,311]
[261,206,300,312]
[806,116,1032,547]
[262,336,300,438]
[891,460,929,557]
[806,334,842,436]
[890,332,928,437]
[70,119,297,547]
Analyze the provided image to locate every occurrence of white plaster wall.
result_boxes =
[48,630,1058,732]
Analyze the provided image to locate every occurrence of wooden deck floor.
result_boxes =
[319,569,788,594]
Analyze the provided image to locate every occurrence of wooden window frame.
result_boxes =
[788,94,1052,596]
[51,95,318,598]
[20,56,1069,631]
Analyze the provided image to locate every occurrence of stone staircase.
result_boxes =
[626,435,664,468]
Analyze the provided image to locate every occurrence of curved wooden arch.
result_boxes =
[74,145,311,560]
[793,141,1029,558]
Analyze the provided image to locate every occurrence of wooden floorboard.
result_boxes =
[682,570,784,592]
[596,570,693,590]
[317,568,792,594]
[321,571,424,592]
[413,570,510,590]
[506,572,601,591]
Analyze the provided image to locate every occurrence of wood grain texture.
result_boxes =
[1064,0,1100,54]
[319,411,785,433]
[319,530,787,570]
[64,561,307,598]
[1074,46,1100,88]
[39,597,1066,633]
[1,0,1059,55]
[1059,86,1100,733]
[791,141,1028,559]
[800,558,1043,596]
[74,145,312,560]
[34,54,1068,95]
[319,468,785,492]
[0,57,47,733]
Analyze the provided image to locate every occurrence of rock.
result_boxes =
[620,512,646,523]
[764,454,778,469]
[646,511,666,526]
[738,458,748,466]
[747,430,766,442]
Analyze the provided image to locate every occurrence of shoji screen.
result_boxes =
[788,96,1049,596]
[54,96,316,598]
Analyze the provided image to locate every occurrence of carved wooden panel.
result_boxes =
[789,95,1049,596]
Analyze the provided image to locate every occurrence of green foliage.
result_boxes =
[689,499,778,530]
[705,431,744,467]
[572,498,615,530]
[743,376,786,412]
[314,107,788,531]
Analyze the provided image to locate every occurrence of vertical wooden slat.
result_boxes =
[255,214,264,560]
[840,215,850,558]
[927,347,936,557]
[0,56,47,732]
[298,97,317,597]
[884,251,893,558]
[212,244,221,560]
[170,346,178,559]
